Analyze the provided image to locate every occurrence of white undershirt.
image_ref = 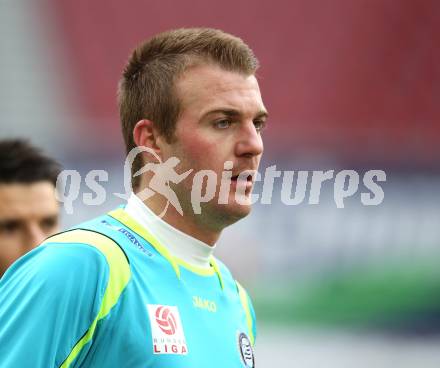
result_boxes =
[124,193,215,269]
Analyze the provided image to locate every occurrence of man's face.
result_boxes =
[0,181,59,276]
[158,64,267,230]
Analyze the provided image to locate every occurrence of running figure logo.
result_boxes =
[128,147,192,217]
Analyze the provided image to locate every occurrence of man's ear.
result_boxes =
[133,119,162,157]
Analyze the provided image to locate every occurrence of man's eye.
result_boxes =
[40,217,58,231]
[0,221,20,234]
[253,119,266,132]
[214,119,231,129]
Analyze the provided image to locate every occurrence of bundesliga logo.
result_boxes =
[147,304,188,355]
[155,305,177,335]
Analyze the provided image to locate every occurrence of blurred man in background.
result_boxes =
[0,139,60,277]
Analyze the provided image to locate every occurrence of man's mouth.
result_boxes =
[230,172,255,184]
[231,174,253,182]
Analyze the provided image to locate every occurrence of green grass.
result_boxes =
[253,259,440,328]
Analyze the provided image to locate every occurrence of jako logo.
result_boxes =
[155,306,177,335]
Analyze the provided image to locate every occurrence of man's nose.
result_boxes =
[26,224,46,250]
[235,121,264,158]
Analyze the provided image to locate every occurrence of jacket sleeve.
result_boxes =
[0,242,110,367]
[236,280,258,346]
[246,289,257,344]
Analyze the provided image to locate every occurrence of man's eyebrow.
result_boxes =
[41,214,59,221]
[201,108,269,120]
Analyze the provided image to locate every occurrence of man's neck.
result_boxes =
[139,195,220,246]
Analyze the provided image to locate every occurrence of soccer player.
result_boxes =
[0,28,266,367]
[0,139,60,277]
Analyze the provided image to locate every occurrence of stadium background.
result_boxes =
[1,0,439,366]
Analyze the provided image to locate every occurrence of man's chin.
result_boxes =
[216,200,252,226]
[189,193,254,230]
